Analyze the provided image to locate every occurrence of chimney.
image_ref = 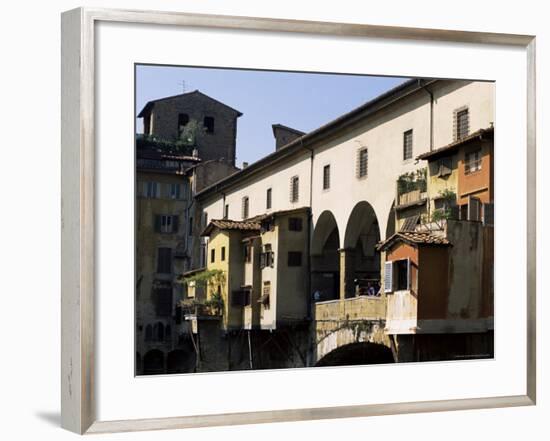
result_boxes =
[272,124,305,150]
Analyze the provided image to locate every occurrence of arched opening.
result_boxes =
[166,347,196,374]
[144,324,152,342]
[386,201,396,239]
[143,349,165,375]
[342,201,381,298]
[315,342,394,367]
[153,322,164,341]
[311,211,340,302]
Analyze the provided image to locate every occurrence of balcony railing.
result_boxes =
[315,295,385,322]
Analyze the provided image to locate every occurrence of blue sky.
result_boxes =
[136,65,409,165]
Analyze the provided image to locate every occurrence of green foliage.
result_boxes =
[204,290,224,315]
[430,188,457,222]
[397,168,427,194]
[179,269,225,288]
[136,134,194,155]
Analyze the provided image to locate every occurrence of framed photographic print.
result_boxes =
[61,7,536,435]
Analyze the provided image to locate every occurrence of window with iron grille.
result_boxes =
[323,164,331,190]
[287,251,302,267]
[288,217,303,231]
[266,188,272,209]
[357,147,368,178]
[455,108,469,140]
[465,149,482,174]
[157,248,172,274]
[403,129,413,160]
[242,196,249,219]
[290,176,299,202]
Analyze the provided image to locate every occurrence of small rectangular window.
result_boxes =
[157,248,172,274]
[455,108,469,140]
[145,181,158,198]
[288,217,303,231]
[210,248,216,263]
[221,247,226,261]
[323,164,331,190]
[244,244,252,263]
[290,176,299,203]
[169,183,181,199]
[178,113,189,137]
[287,251,302,267]
[465,149,482,174]
[357,148,368,178]
[242,196,249,219]
[266,188,272,210]
[403,129,413,160]
[204,116,215,133]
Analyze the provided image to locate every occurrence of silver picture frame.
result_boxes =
[61,7,536,435]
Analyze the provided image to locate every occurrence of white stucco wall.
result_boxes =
[201,80,495,244]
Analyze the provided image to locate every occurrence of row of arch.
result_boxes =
[311,200,396,301]
[144,322,172,343]
[137,347,196,375]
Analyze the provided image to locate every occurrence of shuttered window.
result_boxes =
[155,215,179,234]
[288,217,303,231]
[403,129,413,160]
[157,248,172,274]
[356,147,368,179]
[154,285,172,317]
[323,164,331,190]
[483,202,494,226]
[145,181,159,198]
[384,261,393,293]
[242,196,249,219]
[465,149,482,174]
[287,251,302,267]
[290,176,299,202]
[169,183,181,199]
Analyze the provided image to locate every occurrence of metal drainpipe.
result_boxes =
[418,79,434,151]
[303,139,314,321]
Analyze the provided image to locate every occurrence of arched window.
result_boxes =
[154,322,164,341]
[145,324,153,342]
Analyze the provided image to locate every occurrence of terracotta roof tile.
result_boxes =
[377,231,451,251]
[416,126,494,161]
[201,219,260,236]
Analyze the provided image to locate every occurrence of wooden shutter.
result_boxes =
[384,261,393,293]
[154,215,161,233]
[468,196,481,221]
[406,258,411,290]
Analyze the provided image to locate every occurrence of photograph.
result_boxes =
[134,64,495,375]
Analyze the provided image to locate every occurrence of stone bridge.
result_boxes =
[313,295,394,366]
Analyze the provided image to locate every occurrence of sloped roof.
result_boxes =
[377,231,451,251]
[201,219,261,237]
[137,90,243,118]
[271,123,305,137]
[416,126,494,161]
